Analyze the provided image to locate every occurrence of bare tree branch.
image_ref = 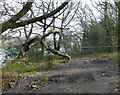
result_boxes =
[1,0,71,34]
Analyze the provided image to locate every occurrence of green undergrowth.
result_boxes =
[2,55,68,74]
[2,62,40,73]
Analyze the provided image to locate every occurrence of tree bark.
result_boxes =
[40,40,71,61]
[53,32,57,50]
[17,36,39,58]
[104,0,111,52]
[57,32,62,51]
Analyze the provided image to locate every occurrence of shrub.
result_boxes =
[44,55,54,69]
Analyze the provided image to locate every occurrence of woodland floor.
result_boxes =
[2,53,120,93]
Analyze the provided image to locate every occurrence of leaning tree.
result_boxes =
[0,0,71,60]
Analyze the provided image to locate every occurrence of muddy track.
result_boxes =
[2,56,120,93]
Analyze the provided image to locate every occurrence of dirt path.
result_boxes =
[2,55,120,93]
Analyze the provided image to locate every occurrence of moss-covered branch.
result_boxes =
[1,0,34,34]
[9,0,34,22]
[1,0,70,34]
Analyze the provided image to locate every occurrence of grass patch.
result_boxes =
[2,54,69,74]
[2,62,40,73]
[2,59,57,73]
[48,55,63,59]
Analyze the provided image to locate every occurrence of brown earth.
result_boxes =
[2,53,120,93]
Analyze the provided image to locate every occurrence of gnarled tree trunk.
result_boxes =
[17,31,71,61]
